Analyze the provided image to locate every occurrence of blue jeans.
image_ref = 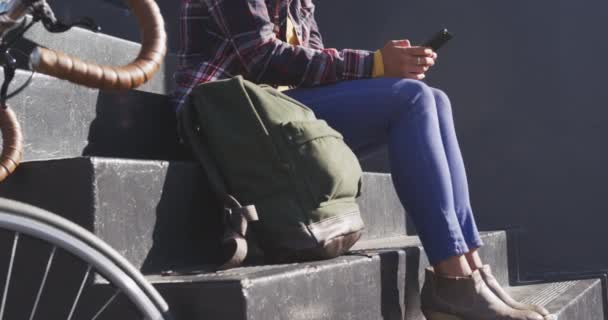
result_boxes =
[285,78,483,265]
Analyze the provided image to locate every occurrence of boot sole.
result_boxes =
[422,310,463,320]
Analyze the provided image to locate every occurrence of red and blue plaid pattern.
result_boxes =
[172,0,374,111]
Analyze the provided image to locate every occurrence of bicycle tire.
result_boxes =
[0,198,172,320]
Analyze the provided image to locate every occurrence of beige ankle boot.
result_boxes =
[421,268,545,320]
[479,265,550,317]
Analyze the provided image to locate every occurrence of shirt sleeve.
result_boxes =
[205,0,374,87]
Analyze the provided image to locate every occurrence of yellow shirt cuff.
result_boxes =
[372,50,385,78]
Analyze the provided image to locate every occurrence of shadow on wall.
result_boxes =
[142,161,225,274]
[83,90,223,273]
[82,90,189,161]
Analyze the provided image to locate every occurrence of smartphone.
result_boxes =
[423,28,454,51]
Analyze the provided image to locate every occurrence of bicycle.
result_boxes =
[0,0,172,319]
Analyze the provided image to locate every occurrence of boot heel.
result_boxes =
[423,310,463,320]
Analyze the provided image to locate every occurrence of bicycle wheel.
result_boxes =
[0,198,172,319]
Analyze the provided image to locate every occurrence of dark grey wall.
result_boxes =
[48,0,608,278]
[316,0,608,278]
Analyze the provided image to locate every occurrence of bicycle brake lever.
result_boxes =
[0,54,16,106]
[42,16,101,33]
[30,1,100,34]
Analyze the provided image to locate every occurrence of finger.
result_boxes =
[405,72,426,80]
[407,56,435,67]
[408,66,430,74]
[411,73,426,80]
[406,47,435,56]
[432,52,438,60]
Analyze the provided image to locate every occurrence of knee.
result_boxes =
[392,79,436,116]
[431,88,452,115]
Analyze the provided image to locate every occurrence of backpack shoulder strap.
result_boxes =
[178,99,258,270]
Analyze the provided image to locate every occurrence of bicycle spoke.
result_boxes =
[0,232,19,320]
[29,246,56,320]
[66,265,92,320]
[90,288,120,320]
[0,203,168,320]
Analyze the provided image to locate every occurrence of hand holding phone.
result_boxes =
[423,28,454,52]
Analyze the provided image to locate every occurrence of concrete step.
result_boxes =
[1,209,602,319]
[352,231,508,320]
[153,253,399,320]
[354,231,508,287]
[148,232,604,320]
[150,232,503,320]
[509,280,605,320]
[0,157,220,273]
[1,69,187,162]
[0,157,408,273]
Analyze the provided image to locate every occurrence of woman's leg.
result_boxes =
[430,88,484,269]
[286,79,546,320]
[285,78,478,269]
[427,89,549,316]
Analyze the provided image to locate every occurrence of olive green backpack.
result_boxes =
[178,76,364,269]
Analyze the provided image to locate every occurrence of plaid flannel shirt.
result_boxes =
[172,0,375,111]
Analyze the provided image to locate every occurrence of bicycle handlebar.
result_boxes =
[0,107,22,181]
[0,0,167,182]
[31,0,166,90]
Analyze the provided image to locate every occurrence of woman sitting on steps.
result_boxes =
[173,1,550,319]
